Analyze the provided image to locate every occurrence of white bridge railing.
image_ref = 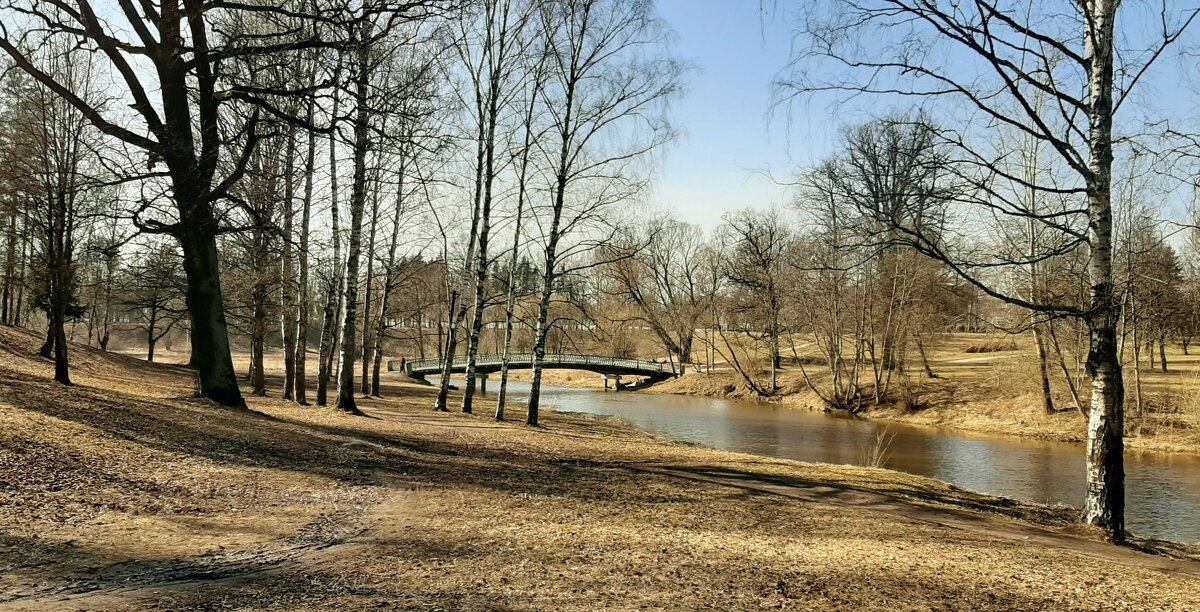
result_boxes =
[394,353,676,376]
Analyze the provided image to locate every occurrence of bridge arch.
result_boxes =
[390,353,677,385]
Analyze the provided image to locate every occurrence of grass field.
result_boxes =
[4,325,1200,609]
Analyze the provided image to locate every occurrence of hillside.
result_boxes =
[2,325,1200,610]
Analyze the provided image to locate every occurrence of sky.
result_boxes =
[648,1,1200,231]
[649,1,813,230]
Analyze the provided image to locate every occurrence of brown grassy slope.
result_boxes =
[2,326,1200,610]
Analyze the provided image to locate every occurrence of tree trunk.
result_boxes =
[335,34,372,415]
[316,54,345,407]
[250,279,268,396]
[295,111,317,405]
[178,229,244,407]
[1034,324,1054,413]
[40,323,54,358]
[316,279,338,406]
[360,178,380,396]
[527,209,563,426]
[281,127,298,401]
[371,156,408,398]
[1081,0,1124,541]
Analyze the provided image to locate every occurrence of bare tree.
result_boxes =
[123,241,187,363]
[601,218,708,373]
[716,208,792,394]
[523,0,683,425]
[458,0,540,414]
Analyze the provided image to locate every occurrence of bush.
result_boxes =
[964,340,1018,353]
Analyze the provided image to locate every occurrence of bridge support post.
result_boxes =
[476,373,488,395]
[604,374,622,392]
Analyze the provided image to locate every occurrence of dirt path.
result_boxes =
[1,505,368,609]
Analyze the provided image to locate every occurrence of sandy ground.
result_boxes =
[3,325,1200,610]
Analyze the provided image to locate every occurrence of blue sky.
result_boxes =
[649,1,1200,230]
[651,1,810,230]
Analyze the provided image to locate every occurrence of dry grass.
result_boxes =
[3,326,1200,610]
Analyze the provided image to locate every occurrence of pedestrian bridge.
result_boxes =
[391,353,677,385]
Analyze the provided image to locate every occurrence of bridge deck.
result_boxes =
[391,353,676,380]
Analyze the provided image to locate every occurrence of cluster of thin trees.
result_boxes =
[0,0,680,425]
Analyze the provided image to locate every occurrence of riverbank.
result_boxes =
[650,368,1200,456]
[4,326,1200,609]
[520,338,1200,456]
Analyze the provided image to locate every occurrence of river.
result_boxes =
[490,379,1200,543]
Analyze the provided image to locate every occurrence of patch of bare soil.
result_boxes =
[2,325,1200,610]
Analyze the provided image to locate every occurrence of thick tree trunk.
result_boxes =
[178,229,244,407]
[40,323,54,358]
[46,308,69,385]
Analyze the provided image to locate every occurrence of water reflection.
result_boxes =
[489,379,1200,543]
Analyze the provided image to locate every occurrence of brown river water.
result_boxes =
[489,379,1200,543]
